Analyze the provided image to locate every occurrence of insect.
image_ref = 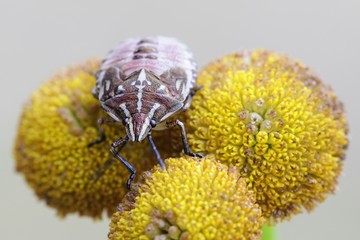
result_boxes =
[90,36,203,188]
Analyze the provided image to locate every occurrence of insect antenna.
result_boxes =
[148,134,165,169]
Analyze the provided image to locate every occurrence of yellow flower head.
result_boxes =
[187,50,348,221]
[14,60,182,218]
[109,156,264,240]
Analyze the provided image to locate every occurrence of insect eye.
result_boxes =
[122,118,129,126]
[150,119,157,128]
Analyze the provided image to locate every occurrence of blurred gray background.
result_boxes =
[0,0,359,239]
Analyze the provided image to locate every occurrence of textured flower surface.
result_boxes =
[109,156,264,240]
[187,50,348,221]
[14,60,183,218]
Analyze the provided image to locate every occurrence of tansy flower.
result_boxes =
[13,60,182,218]
[187,50,348,221]
[109,156,265,240]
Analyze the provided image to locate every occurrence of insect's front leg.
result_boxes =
[110,136,136,189]
[88,117,116,147]
[166,119,203,158]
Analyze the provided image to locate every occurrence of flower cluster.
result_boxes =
[109,156,264,240]
[14,60,161,218]
[186,50,348,220]
[14,49,348,239]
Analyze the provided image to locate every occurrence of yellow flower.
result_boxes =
[109,156,264,240]
[14,60,182,218]
[187,50,348,221]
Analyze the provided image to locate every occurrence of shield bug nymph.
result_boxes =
[90,36,203,188]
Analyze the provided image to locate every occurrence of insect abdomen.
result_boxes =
[95,36,197,102]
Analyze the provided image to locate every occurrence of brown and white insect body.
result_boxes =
[91,36,202,188]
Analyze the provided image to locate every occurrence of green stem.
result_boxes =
[261,224,276,240]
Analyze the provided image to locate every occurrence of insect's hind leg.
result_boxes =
[88,117,116,147]
[166,119,203,158]
[110,136,136,189]
[182,85,202,110]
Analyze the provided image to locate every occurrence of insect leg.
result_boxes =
[148,134,165,169]
[88,117,116,147]
[89,158,115,182]
[166,119,203,158]
[182,85,202,110]
[110,136,136,189]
